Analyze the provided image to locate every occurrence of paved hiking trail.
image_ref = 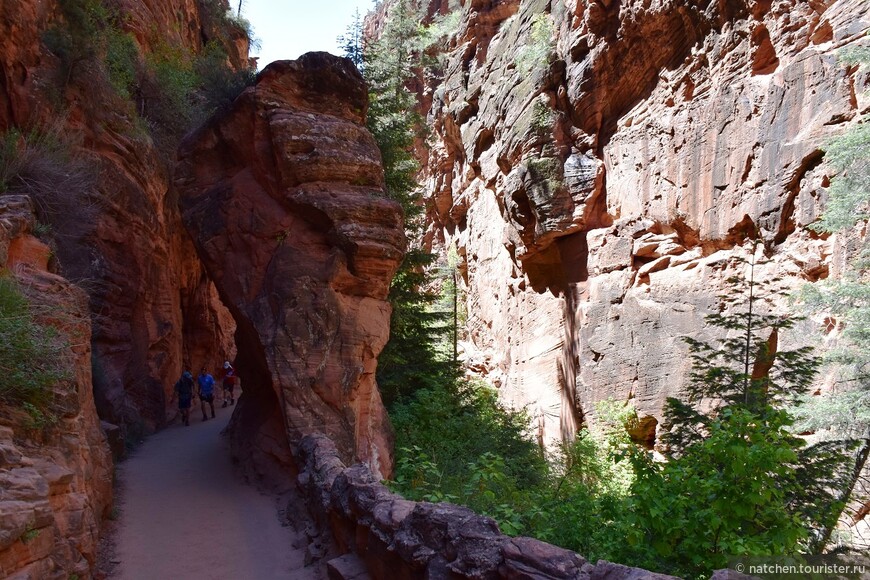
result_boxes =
[114,405,316,580]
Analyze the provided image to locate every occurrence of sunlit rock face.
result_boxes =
[0,196,113,579]
[176,53,405,480]
[388,0,869,443]
[0,0,240,436]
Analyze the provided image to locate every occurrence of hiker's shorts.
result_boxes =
[201,394,214,403]
[178,395,192,409]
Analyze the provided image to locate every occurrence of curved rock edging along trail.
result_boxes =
[296,432,690,580]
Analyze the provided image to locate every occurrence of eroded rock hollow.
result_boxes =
[176,53,405,480]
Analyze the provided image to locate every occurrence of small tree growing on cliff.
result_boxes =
[626,240,852,576]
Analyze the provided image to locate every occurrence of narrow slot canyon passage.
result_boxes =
[112,406,315,580]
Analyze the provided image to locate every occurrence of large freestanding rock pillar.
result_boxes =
[175,53,405,479]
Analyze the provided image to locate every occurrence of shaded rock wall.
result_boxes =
[407,0,869,443]
[176,53,405,480]
[297,432,681,580]
[0,0,239,436]
[0,196,113,579]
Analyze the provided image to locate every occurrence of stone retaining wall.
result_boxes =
[296,433,682,580]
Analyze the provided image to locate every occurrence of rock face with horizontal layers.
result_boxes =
[0,196,113,579]
[176,53,406,480]
[396,0,869,446]
[0,0,239,439]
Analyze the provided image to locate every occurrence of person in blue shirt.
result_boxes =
[197,367,216,421]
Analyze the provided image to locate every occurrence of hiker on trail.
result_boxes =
[197,367,216,421]
[222,361,237,408]
[173,370,195,427]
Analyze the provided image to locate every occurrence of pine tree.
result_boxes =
[337,8,364,69]
[628,239,852,574]
[792,42,870,551]
[346,0,455,407]
[662,242,819,454]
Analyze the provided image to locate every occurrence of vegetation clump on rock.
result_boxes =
[0,276,68,409]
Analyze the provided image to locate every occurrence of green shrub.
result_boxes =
[421,9,462,49]
[19,523,40,544]
[140,38,255,153]
[627,408,808,575]
[0,276,69,408]
[390,379,546,496]
[390,391,636,558]
[529,99,554,136]
[529,429,635,563]
[144,41,199,126]
[42,0,110,86]
[515,13,554,76]
[198,0,259,51]
[104,28,139,99]
[22,401,58,430]
[194,42,256,114]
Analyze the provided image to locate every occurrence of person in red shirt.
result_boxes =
[221,361,237,407]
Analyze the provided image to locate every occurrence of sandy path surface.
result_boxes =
[113,406,313,580]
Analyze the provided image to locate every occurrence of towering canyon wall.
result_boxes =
[0,0,240,437]
[176,53,405,480]
[409,0,868,444]
[0,196,113,579]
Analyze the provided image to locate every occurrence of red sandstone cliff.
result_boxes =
[0,196,113,579]
[386,0,869,448]
[0,2,245,575]
[176,53,406,480]
[0,0,239,437]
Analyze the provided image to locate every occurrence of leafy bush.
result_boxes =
[143,41,199,128]
[0,276,69,408]
[194,42,257,114]
[41,0,255,149]
[390,391,635,559]
[628,408,808,575]
[104,28,139,100]
[140,38,255,153]
[42,0,109,85]
[198,0,259,51]
[515,13,554,76]
[530,429,634,563]
[390,379,546,494]
[421,9,462,49]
